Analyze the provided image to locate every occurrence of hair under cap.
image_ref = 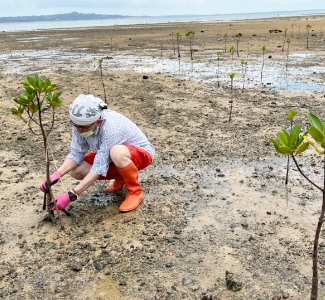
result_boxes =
[69,94,107,125]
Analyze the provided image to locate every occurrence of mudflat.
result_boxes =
[1,14,325,299]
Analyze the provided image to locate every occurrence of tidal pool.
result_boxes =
[0,49,324,93]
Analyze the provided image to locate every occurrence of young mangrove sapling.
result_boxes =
[228,73,235,122]
[216,51,222,88]
[176,32,182,59]
[235,33,242,57]
[98,58,107,104]
[285,109,297,185]
[306,24,312,49]
[11,75,65,228]
[270,112,325,300]
[282,28,288,52]
[241,61,247,92]
[223,33,228,53]
[185,30,195,60]
[229,45,235,60]
[261,45,266,84]
[286,39,291,71]
[170,31,176,55]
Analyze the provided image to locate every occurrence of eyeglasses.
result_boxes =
[70,121,95,131]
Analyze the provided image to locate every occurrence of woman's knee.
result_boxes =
[110,145,131,167]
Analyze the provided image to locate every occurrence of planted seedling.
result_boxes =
[11,75,65,228]
[241,61,247,92]
[261,45,266,84]
[306,24,312,49]
[176,32,182,71]
[223,33,228,53]
[98,58,107,104]
[282,28,288,52]
[235,33,242,57]
[170,31,176,55]
[185,30,195,60]
[270,112,325,300]
[286,39,291,71]
[284,109,297,185]
[216,51,222,88]
[228,73,235,122]
[229,45,235,60]
[247,41,250,58]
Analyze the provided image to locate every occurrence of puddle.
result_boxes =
[0,49,324,93]
[16,36,49,42]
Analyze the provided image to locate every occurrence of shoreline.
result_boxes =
[1,9,325,32]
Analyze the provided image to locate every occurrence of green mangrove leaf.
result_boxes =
[308,113,324,134]
[295,142,309,155]
[278,130,289,145]
[278,146,292,155]
[309,126,324,143]
[288,132,298,149]
[287,109,297,120]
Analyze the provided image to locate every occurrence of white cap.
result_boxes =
[69,94,107,125]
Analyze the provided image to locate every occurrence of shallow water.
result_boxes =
[1,48,324,93]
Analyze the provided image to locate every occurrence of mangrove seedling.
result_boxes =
[229,73,235,122]
[284,109,297,185]
[269,112,325,300]
[306,24,312,49]
[241,61,247,92]
[11,75,65,228]
[229,45,235,60]
[176,32,182,60]
[229,73,235,91]
[171,31,176,55]
[98,58,107,104]
[223,33,228,53]
[185,30,195,60]
[282,28,288,52]
[216,51,222,87]
[247,41,250,58]
[286,39,291,71]
[235,33,242,57]
[261,45,267,84]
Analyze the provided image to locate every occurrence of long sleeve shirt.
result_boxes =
[67,109,155,177]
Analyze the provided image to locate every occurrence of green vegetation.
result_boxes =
[185,30,195,60]
[11,75,65,228]
[270,112,325,300]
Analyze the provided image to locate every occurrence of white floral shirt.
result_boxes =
[67,109,155,176]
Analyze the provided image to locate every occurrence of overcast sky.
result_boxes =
[0,0,324,18]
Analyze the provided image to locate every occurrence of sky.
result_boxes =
[0,0,324,18]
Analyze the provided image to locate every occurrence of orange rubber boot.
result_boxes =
[117,162,144,212]
[105,177,124,193]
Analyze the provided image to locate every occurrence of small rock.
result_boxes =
[70,262,82,272]
[282,291,290,299]
[93,262,105,271]
[165,262,174,268]
[166,237,176,243]
[182,276,193,286]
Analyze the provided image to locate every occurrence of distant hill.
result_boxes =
[0,11,134,23]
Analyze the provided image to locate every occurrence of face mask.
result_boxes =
[78,126,99,138]
[79,129,95,138]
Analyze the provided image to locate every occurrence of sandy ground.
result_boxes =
[1,14,325,300]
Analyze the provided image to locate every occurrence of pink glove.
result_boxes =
[40,171,62,192]
[50,192,71,211]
